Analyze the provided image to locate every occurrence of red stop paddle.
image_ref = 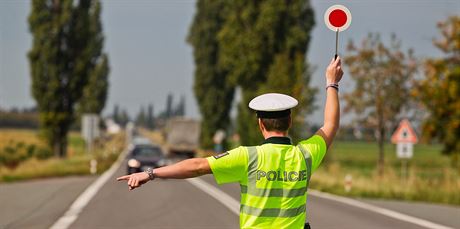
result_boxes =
[324,5,352,59]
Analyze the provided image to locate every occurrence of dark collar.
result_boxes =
[262,136,292,145]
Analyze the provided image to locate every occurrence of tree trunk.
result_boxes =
[53,140,61,158]
[378,125,385,177]
[53,131,68,158]
[60,136,67,158]
[376,85,385,177]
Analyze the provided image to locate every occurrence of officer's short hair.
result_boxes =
[260,115,291,132]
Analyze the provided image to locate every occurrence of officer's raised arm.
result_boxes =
[316,56,343,149]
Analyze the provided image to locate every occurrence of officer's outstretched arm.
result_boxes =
[117,158,211,190]
[154,158,212,178]
[316,57,343,149]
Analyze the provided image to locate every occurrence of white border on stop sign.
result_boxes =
[324,5,352,32]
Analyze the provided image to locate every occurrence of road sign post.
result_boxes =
[391,119,418,184]
[82,114,100,153]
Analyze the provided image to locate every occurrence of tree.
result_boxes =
[119,109,130,127]
[147,104,155,130]
[414,16,460,168]
[135,106,146,128]
[28,0,108,157]
[165,93,173,119]
[79,54,109,114]
[218,1,316,145]
[188,0,236,149]
[113,104,120,124]
[77,0,109,116]
[174,96,186,117]
[344,33,417,176]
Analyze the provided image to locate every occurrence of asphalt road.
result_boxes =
[66,161,457,229]
[69,163,238,229]
[2,159,458,229]
[0,176,95,229]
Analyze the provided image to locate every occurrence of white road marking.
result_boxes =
[50,152,453,229]
[187,180,452,229]
[187,177,240,215]
[309,190,453,229]
[50,150,127,229]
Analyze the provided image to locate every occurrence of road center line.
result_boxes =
[309,190,453,229]
[50,150,126,229]
[186,177,240,215]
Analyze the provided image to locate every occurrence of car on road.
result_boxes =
[131,136,151,147]
[126,144,166,174]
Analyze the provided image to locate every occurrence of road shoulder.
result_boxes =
[0,176,95,229]
[361,198,460,228]
[199,175,459,229]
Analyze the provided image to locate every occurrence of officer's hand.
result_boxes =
[326,56,343,84]
[117,172,150,190]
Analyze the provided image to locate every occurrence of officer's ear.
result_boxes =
[258,118,266,132]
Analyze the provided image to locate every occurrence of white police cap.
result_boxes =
[249,93,298,118]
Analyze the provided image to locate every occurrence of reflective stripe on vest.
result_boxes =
[242,146,312,217]
[297,144,312,184]
[241,204,306,217]
[240,184,306,197]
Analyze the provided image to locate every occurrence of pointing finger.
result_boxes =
[117,175,130,181]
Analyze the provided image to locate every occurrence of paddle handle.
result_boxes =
[335,29,339,60]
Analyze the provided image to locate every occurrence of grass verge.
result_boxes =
[0,129,125,183]
[310,140,460,205]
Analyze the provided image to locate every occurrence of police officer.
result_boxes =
[117,56,343,228]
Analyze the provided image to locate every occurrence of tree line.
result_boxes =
[188,0,316,149]
[24,0,459,170]
[343,17,460,172]
[189,1,459,170]
[0,107,39,129]
[111,93,186,130]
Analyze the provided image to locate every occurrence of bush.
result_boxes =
[34,147,53,160]
[0,142,28,168]
[0,132,126,182]
[0,141,53,168]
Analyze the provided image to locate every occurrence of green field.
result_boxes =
[0,129,125,182]
[311,140,459,205]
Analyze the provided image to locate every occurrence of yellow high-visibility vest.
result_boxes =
[207,135,326,229]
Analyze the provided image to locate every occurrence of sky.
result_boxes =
[0,0,459,125]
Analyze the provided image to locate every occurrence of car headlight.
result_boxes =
[128,159,141,168]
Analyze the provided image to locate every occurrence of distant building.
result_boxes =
[105,118,121,134]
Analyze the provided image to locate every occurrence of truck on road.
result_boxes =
[164,118,200,159]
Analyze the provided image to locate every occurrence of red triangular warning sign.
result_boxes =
[391,119,418,144]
